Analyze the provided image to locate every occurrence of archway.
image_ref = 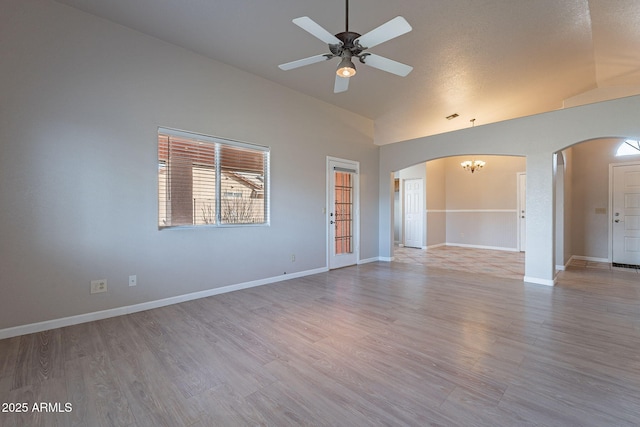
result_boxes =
[554,137,640,271]
[392,155,526,280]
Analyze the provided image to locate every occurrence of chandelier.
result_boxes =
[461,160,485,173]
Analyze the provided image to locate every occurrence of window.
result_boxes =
[158,128,269,228]
[616,139,640,157]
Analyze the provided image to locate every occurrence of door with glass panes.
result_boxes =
[328,158,359,269]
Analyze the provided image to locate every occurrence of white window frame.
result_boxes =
[158,127,270,229]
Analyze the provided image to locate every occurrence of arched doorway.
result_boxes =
[555,137,640,272]
[392,155,526,280]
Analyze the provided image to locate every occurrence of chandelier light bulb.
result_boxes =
[461,160,486,173]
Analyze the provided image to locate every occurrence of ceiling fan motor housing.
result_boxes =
[330,31,364,57]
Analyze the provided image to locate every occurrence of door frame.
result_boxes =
[517,172,527,252]
[608,160,640,263]
[327,156,360,269]
[403,178,424,248]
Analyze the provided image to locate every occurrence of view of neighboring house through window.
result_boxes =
[158,128,269,228]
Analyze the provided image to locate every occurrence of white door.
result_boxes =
[612,164,640,266]
[518,172,526,252]
[404,179,423,248]
[328,158,359,269]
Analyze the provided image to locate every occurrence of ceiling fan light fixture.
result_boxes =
[280,0,412,91]
[337,56,357,77]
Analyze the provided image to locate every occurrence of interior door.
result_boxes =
[612,164,640,266]
[404,179,423,248]
[328,159,359,269]
[518,172,526,252]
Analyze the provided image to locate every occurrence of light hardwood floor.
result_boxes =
[1,261,640,426]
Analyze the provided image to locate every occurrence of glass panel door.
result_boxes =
[328,159,359,269]
[334,171,353,255]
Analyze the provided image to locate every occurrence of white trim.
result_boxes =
[571,255,610,263]
[358,257,381,264]
[556,256,572,271]
[524,276,556,286]
[0,267,327,340]
[557,255,610,271]
[517,172,526,252]
[403,178,424,249]
[609,161,640,264]
[158,126,270,151]
[446,242,519,252]
[378,256,394,262]
[327,156,360,270]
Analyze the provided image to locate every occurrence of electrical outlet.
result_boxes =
[291,254,296,262]
[90,279,107,294]
[129,275,137,287]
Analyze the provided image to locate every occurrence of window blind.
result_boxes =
[158,128,269,228]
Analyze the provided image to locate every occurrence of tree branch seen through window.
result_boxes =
[158,129,269,228]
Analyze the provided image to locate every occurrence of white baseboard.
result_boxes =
[358,257,381,264]
[523,276,556,286]
[0,267,328,340]
[570,255,610,263]
[446,243,519,252]
[378,256,394,262]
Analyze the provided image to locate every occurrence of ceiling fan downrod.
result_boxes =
[345,0,349,32]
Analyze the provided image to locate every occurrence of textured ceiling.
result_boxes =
[54,0,640,144]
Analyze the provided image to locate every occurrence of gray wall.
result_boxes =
[0,0,378,330]
[444,156,525,250]
[401,156,525,250]
[380,95,640,284]
[425,159,446,247]
[569,138,640,260]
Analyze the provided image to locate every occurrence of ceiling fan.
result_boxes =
[278,0,413,93]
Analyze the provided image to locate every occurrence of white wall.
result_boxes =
[0,0,378,332]
[379,95,640,285]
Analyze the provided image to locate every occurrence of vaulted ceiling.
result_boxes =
[55,0,640,144]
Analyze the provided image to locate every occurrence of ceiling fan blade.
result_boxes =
[355,16,412,49]
[361,54,413,77]
[279,54,330,71]
[293,17,341,45]
[334,75,350,93]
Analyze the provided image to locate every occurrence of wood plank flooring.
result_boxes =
[1,261,640,426]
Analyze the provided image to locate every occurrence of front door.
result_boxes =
[612,163,640,266]
[404,179,423,248]
[328,158,359,269]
